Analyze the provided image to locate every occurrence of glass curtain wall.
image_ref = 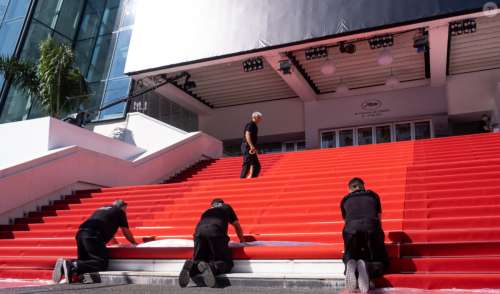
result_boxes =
[0,0,31,122]
[0,0,136,123]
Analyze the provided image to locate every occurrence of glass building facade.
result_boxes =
[0,0,198,131]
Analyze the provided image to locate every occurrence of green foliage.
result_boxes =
[0,37,88,118]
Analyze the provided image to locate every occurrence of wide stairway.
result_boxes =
[1,133,500,290]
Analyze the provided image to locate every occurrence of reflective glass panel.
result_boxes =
[0,0,8,22]
[357,127,373,145]
[33,0,60,28]
[0,19,24,55]
[86,33,114,82]
[376,125,391,143]
[396,123,412,141]
[321,131,336,148]
[109,29,131,78]
[4,0,29,20]
[415,121,431,140]
[297,141,305,151]
[0,86,30,123]
[54,0,84,40]
[19,21,52,61]
[339,129,354,147]
[99,77,130,119]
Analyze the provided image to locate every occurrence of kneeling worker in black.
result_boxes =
[340,178,389,293]
[179,198,245,288]
[52,199,138,283]
[240,111,263,179]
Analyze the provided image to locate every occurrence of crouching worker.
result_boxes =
[179,198,245,288]
[341,178,389,293]
[52,199,138,283]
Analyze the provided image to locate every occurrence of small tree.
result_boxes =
[0,37,88,119]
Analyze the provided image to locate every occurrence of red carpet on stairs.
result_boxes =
[1,133,500,290]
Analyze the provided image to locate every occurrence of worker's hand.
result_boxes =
[249,146,257,154]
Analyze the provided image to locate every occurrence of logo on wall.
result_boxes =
[355,99,390,118]
[361,99,382,111]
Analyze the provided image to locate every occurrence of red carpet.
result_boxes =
[1,133,500,289]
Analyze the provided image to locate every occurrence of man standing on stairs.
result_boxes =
[179,198,245,288]
[340,178,389,293]
[240,111,263,179]
[52,199,138,283]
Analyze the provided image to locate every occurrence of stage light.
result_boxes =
[339,42,356,54]
[450,19,477,36]
[369,35,394,50]
[279,60,292,75]
[377,48,393,66]
[320,59,336,76]
[243,57,264,72]
[305,46,328,60]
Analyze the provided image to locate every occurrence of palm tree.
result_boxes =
[0,37,88,119]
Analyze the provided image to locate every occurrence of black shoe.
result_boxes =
[52,258,64,283]
[62,259,74,284]
[357,259,370,293]
[178,260,194,288]
[197,261,216,288]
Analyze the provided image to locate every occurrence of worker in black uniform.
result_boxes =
[240,111,263,179]
[340,178,389,293]
[52,199,138,283]
[178,198,245,288]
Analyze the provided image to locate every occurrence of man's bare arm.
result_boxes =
[231,221,245,243]
[121,227,138,245]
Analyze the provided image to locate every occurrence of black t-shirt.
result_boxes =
[340,190,381,223]
[195,204,238,237]
[79,205,129,243]
[242,121,258,146]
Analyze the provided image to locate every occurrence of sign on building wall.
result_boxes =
[355,99,391,118]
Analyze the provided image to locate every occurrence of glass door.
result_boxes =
[339,129,354,147]
[357,127,373,145]
[395,123,411,141]
[375,125,392,143]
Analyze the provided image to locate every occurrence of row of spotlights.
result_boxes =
[305,46,328,60]
[369,35,394,49]
[242,57,264,72]
[450,19,477,36]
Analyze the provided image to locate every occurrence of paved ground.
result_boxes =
[0,283,338,294]
[1,283,500,294]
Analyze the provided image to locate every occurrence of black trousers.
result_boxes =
[192,229,233,276]
[342,222,389,279]
[74,229,109,275]
[240,143,261,178]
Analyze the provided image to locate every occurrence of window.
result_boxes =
[320,120,433,149]
[85,34,114,82]
[282,141,306,152]
[357,127,373,145]
[339,129,354,147]
[99,77,130,119]
[108,29,132,79]
[415,121,431,140]
[321,131,336,148]
[0,0,8,22]
[4,0,29,21]
[376,125,392,144]
[0,19,24,55]
[395,123,412,141]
